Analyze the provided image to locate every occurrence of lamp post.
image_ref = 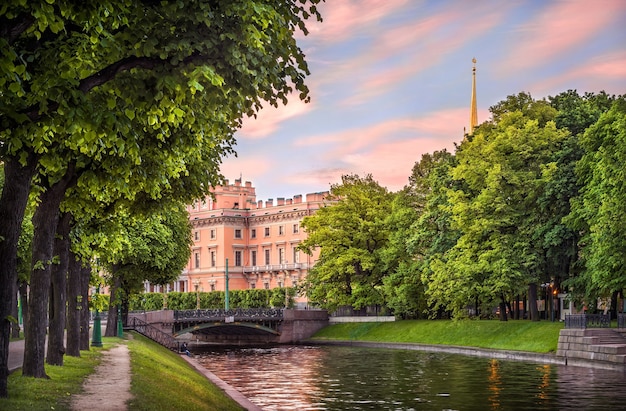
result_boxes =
[225,258,229,311]
[117,306,123,337]
[193,279,200,310]
[91,285,102,347]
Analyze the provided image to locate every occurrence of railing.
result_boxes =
[565,313,611,329]
[174,308,283,322]
[619,313,625,329]
[128,317,180,351]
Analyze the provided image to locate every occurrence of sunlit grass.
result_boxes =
[312,320,564,353]
[127,333,243,411]
[0,337,120,411]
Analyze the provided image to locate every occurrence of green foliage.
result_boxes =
[300,174,393,311]
[128,288,296,310]
[567,101,626,300]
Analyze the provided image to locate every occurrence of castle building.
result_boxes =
[145,178,327,307]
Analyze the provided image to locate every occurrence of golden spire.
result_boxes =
[469,57,478,134]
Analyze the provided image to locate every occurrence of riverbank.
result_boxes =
[308,319,626,371]
[310,319,564,352]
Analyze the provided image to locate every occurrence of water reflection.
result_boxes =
[196,345,626,411]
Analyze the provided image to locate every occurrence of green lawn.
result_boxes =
[311,319,564,353]
[127,333,243,411]
[0,334,243,411]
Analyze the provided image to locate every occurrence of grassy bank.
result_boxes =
[311,319,564,353]
[127,333,242,411]
[0,334,243,411]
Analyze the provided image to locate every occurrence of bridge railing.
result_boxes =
[565,313,611,329]
[128,317,181,352]
[174,308,283,322]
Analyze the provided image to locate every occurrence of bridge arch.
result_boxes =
[173,321,280,337]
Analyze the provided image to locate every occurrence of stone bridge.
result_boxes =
[128,308,329,345]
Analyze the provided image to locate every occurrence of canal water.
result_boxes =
[195,344,626,411]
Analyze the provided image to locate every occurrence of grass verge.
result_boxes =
[0,337,119,411]
[127,332,243,411]
[1,334,243,411]
[311,319,564,353]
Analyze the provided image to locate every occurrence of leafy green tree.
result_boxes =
[0,1,321,392]
[299,174,393,312]
[546,91,624,308]
[383,151,456,319]
[430,110,568,319]
[567,101,626,303]
[91,203,193,336]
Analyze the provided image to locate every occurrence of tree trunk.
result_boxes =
[46,213,71,366]
[66,250,82,357]
[79,265,91,351]
[528,283,540,322]
[0,154,37,397]
[499,295,508,321]
[23,166,76,378]
[105,275,121,337]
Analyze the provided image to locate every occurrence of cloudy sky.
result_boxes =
[221,0,626,202]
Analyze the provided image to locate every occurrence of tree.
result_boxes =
[299,174,393,312]
[429,108,568,319]
[567,101,626,303]
[95,203,193,336]
[0,0,321,395]
[383,150,457,319]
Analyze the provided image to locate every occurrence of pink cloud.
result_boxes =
[220,156,270,182]
[334,4,509,106]
[306,0,410,43]
[530,51,626,95]
[291,107,489,192]
[500,0,626,73]
[238,95,314,139]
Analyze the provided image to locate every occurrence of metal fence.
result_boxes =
[565,313,611,329]
[619,313,625,329]
[128,317,180,351]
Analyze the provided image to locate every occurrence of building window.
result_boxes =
[251,228,256,239]
[194,252,200,269]
[251,250,257,266]
[194,231,200,241]
[278,281,283,288]
[210,283,215,291]
[210,251,216,267]
[293,247,300,263]
[264,227,270,237]
[279,225,284,235]
[279,248,285,264]
[250,282,256,289]
[264,249,270,265]
[201,199,208,209]
[264,282,270,290]
[235,250,242,266]
[293,223,299,234]
[234,229,242,239]
[210,229,216,239]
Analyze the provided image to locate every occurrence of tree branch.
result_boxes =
[6,52,207,132]
[0,13,36,44]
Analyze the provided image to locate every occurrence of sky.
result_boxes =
[221,0,626,202]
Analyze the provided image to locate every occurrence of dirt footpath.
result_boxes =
[70,343,133,411]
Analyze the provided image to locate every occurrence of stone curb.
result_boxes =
[305,339,626,372]
[180,354,263,411]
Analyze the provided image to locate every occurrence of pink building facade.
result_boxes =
[146,179,327,307]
